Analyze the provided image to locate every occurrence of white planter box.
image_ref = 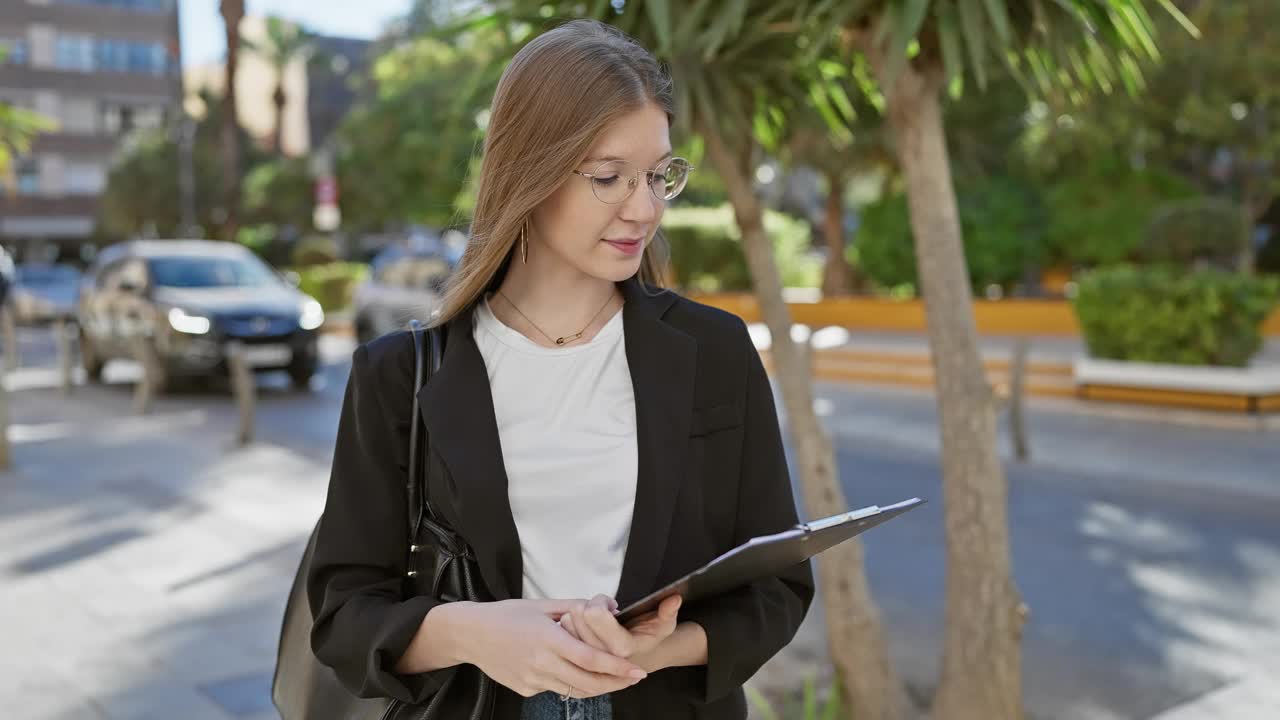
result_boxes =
[1074,357,1280,396]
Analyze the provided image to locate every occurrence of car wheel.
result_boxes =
[288,357,316,391]
[79,330,104,382]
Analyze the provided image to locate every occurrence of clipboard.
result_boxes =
[614,497,925,624]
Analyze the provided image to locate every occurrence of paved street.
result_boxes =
[762,381,1280,720]
[1,327,1278,719]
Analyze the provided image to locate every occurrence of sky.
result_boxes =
[178,0,411,68]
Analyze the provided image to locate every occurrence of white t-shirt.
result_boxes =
[472,293,638,601]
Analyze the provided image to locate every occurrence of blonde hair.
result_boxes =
[432,19,674,327]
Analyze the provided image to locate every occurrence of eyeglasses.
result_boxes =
[571,157,694,204]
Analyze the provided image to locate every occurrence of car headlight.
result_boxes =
[299,300,325,331]
[168,307,211,335]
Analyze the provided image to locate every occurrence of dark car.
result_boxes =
[351,246,454,345]
[77,240,326,391]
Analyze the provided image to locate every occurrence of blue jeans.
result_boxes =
[519,691,613,720]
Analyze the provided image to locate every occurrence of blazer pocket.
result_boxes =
[689,400,744,437]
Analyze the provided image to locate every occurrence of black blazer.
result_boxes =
[308,275,815,720]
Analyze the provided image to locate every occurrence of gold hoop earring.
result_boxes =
[521,222,528,264]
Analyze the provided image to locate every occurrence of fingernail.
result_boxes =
[630,669,647,680]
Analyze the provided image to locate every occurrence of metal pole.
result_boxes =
[0,371,10,471]
[1009,337,1031,461]
[55,317,74,395]
[225,341,255,446]
[2,305,19,372]
[132,334,156,415]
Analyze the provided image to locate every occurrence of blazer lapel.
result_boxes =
[418,302,523,601]
[613,276,696,607]
[416,275,696,607]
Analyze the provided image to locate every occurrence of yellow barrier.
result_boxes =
[689,293,1280,337]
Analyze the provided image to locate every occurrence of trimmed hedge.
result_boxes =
[662,205,820,292]
[295,262,369,312]
[855,176,1045,294]
[1073,265,1279,367]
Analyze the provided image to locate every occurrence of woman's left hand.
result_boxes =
[559,593,682,661]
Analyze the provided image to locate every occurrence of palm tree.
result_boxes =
[816,2,1196,718]
[773,64,892,296]
[218,0,245,241]
[487,3,907,718]
[243,16,312,155]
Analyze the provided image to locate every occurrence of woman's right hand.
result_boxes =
[453,599,650,698]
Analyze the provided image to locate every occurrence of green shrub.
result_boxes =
[1141,198,1247,270]
[1259,230,1280,276]
[291,235,341,267]
[237,224,275,260]
[662,205,820,292]
[295,262,369,311]
[1073,265,1280,367]
[1043,163,1196,267]
[854,176,1045,293]
[855,193,917,290]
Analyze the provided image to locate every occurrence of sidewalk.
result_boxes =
[0,381,328,719]
[1150,671,1280,720]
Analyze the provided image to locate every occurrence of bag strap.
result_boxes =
[407,320,444,537]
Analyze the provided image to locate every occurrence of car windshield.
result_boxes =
[16,266,79,285]
[148,256,281,289]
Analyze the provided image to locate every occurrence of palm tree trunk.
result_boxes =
[868,52,1025,720]
[821,171,852,297]
[700,119,906,720]
[219,0,244,241]
[273,83,286,155]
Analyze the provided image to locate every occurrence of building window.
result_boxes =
[55,34,171,75]
[56,35,96,72]
[55,0,172,12]
[100,103,164,134]
[61,97,99,134]
[64,162,107,195]
[16,159,40,196]
[101,103,130,134]
[1,39,29,66]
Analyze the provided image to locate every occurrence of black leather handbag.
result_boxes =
[273,321,496,720]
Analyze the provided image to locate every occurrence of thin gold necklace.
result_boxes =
[495,289,619,346]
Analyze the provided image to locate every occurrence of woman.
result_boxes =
[308,18,814,720]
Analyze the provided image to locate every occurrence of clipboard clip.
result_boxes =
[797,505,885,533]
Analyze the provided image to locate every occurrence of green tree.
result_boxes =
[0,105,55,187]
[1024,0,1280,271]
[243,16,313,155]
[98,92,261,240]
[773,58,892,296]
[827,1,1196,717]
[335,27,508,231]
[242,156,314,230]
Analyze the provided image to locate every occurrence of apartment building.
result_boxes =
[0,0,182,260]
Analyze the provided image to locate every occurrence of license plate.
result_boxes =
[238,344,292,367]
